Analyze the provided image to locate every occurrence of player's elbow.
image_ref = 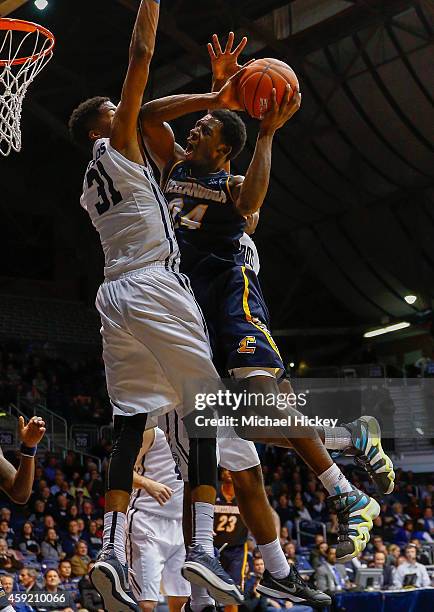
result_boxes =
[236,199,261,217]
[7,488,30,505]
[130,41,154,63]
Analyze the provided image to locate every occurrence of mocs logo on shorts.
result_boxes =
[238,336,256,354]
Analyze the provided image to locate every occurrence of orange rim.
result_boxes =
[0,18,55,66]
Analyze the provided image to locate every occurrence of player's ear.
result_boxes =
[218,143,232,160]
[88,129,101,142]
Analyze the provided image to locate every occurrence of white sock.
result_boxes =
[258,539,290,579]
[103,511,127,564]
[2,606,15,612]
[190,583,215,612]
[192,502,214,556]
[319,463,354,496]
[323,426,352,450]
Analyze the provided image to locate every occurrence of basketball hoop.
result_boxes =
[0,18,55,156]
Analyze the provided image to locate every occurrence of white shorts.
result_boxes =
[126,512,191,601]
[96,263,219,418]
[160,410,260,482]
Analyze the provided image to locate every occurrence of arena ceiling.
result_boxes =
[1,0,434,351]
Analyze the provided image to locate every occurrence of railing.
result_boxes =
[6,404,51,453]
[295,519,327,547]
[70,424,99,453]
[17,397,68,452]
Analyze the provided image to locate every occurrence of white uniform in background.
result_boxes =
[159,234,262,482]
[80,139,219,419]
[126,427,190,602]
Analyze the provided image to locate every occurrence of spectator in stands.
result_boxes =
[33,569,75,612]
[409,538,431,565]
[40,527,64,563]
[61,520,81,557]
[0,574,33,612]
[292,493,312,522]
[80,500,96,525]
[371,552,394,589]
[275,494,293,531]
[423,507,434,535]
[78,562,104,612]
[69,478,90,500]
[393,544,431,588]
[70,541,91,577]
[253,557,265,577]
[86,521,102,558]
[315,547,349,594]
[283,542,297,564]
[389,502,410,528]
[18,568,39,594]
[387,544,401,567]
[311,491,327,522]
[44,457,58,483]
[54,495,69,529]
[0,537,23,571]
[57,560,80,602]
[413,519,433,543]
[86,469,104,502]
[310,541,328,570]
[28,500,47,527]
[0,519,15,548]
[395,519,414,545]
[326,512,339,544]
[371,535,388,555]
[17,521,40,556]
[279,526,289,547]
[50,471,66,496]
[67,505,79,523]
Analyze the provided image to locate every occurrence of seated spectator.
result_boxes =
[86,469,104,502]
[275,495,293,531]
[54,495,70,529]
[1,574,33,612]
[80,501,97,526]
[33,569,75,612]
[0,537,23,571]
[423,507,434,535]
[50,471,66,496]
[0,520,15,548]
[58,559,80,601]
[393,544,431,588]
[292,494,312,522]
[78,561,104,612]
[28,500,47,528]
[389,502,410,528]
[326,512,339,544]
[69,478,90,500]
[387,544,401,567]
[17,522,40,556]
[394,519,414,545]
[18,568,40,594]
[311,491,327,522]
[61,520,81,557]
[413,519,433,543]
[70,541,91,578]
[315,547,349,594]
[310,541,328,570]
[40,528,64,563]
[87,521,102,559]
[279,526,290,547]
[371,551,394,589]
[409,538,431,565]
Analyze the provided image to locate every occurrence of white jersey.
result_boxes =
[80,138,179,280]
[240,233,260,275]
[129,427,184,520]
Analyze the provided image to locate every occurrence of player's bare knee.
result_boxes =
[139,601,157,612]
[231,465,264,496]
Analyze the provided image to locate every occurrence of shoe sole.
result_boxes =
[256,584,330,608]
[361,415,395,495]
[336,496,381,563]
[90,563,138,612]
[182,562,244,606]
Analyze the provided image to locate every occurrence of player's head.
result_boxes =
[185,110,246,166]
[220,468,233,484]
[68,97,116,148]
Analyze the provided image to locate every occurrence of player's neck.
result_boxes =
[189,158,224,176]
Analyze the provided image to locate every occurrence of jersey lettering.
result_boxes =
[86,160,123,216]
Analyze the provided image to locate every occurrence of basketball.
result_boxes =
[238,58,299,120]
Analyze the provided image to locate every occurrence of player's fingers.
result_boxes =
[207,42,217,60]
[18,415,24,431]
[270,88,277,111]
[233,36,247,57]
[224,31,234,54]
[212,33,223,56]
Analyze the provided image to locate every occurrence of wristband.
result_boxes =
[20,444,37,458]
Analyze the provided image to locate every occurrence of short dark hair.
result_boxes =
[210,109,246,160]
[68,96,110,147]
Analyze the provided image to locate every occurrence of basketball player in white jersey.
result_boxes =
[68,2,249,610]
[0,416,45,612]
[127,428,190,612]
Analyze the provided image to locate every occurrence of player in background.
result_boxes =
[240,213,260,276]
[68,3,250,610]
[127,428,190,612]
[0,415,46,612]
[137,31,392,604]
[214,469,249,612]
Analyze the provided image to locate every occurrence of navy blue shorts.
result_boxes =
[188,263,284,377]
[220,544,248,588]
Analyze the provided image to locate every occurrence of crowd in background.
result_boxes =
[1,440,433,611]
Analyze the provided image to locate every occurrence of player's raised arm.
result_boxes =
[110,0,160,160]
[231,85,301,216]
[139,72,245,174]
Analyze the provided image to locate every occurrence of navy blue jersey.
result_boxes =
[164,160,245,271]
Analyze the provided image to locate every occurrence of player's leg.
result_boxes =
[161,519,191,612]
[128,270,242,605]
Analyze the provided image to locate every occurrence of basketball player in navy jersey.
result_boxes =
[137,31,394,607]
[68,3,254,610]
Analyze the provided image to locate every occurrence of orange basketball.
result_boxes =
[238,58,299,120]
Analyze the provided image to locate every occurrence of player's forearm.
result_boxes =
[129,0,160,60]
[236,133,273,215]
[141,92,220,125]
[3,456,35,504]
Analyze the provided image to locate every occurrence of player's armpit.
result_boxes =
[138,118,184,174]
[0,451,18,499]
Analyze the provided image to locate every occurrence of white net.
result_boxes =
[0,22,54,156]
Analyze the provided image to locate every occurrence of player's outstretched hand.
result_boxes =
[259,85,301,135]
[215,60,255,111]
[19,415,46,447]
[143,479,174,506]
[208,31,248,83]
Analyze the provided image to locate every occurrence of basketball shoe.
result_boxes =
[90,544,140,612]
[257,566,331,607]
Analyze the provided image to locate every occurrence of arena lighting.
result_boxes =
[34,0,48,10]
[404,294,417,304]
[289,362,295,368]
[363,322,410,338]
